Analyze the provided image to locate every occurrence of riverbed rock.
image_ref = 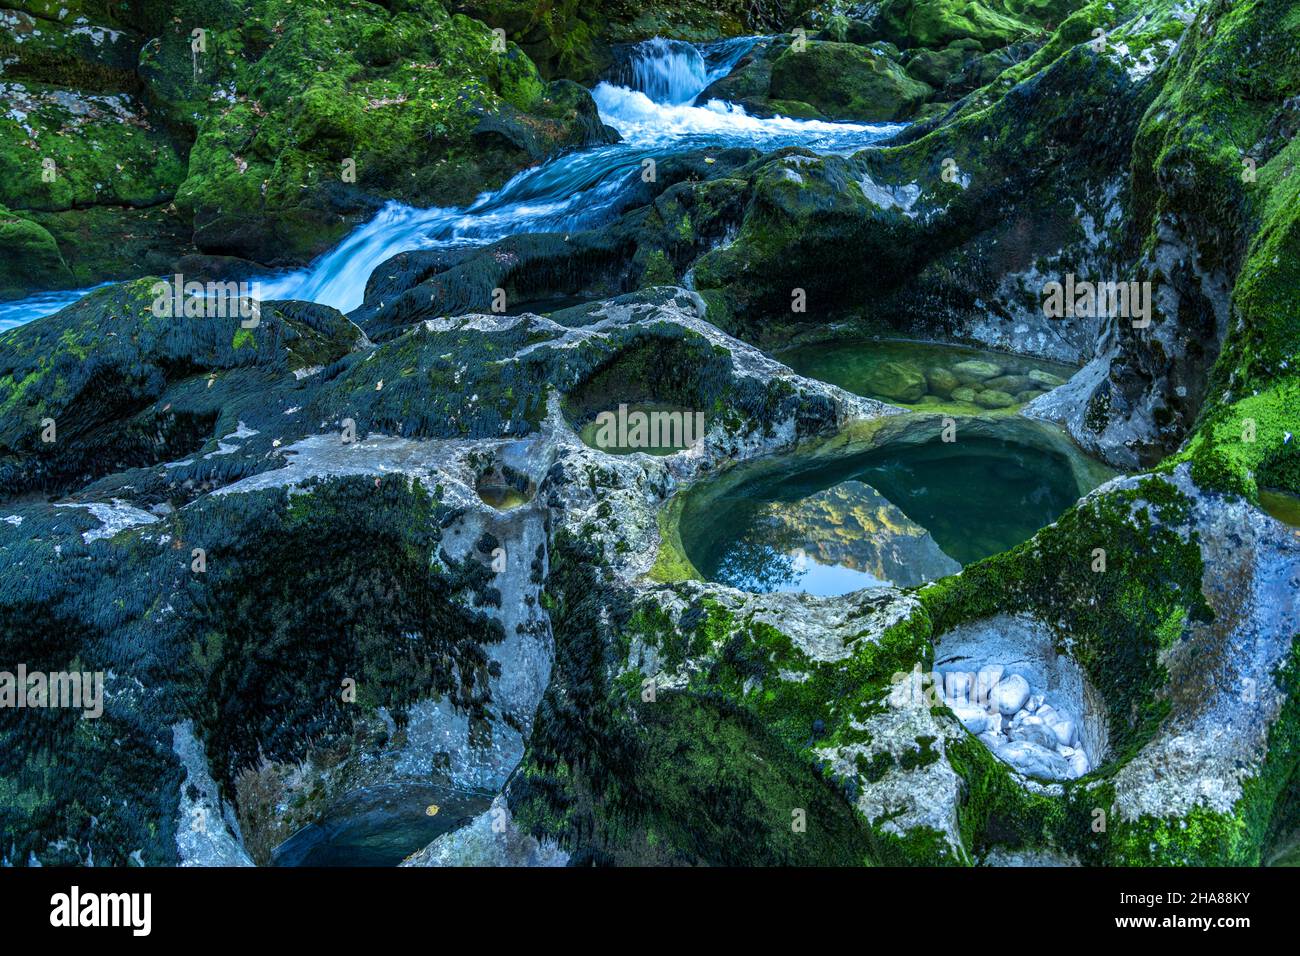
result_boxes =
[865,360,928,402]
[990,674,1031,715]
[925,365,960,397]
[1028,369,1067,388]
[999,740,1072,779]
[950,359,1002,383]
[984,374,1037,393]
[1046,713,1077,747]
[973,389,1016,409]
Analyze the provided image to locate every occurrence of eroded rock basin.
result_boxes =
[932,614,1109,781]
[674,416,1116,596]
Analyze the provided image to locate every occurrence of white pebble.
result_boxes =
[990,674,1031,715]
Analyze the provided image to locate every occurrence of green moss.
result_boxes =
[877,0,1077,51]
[639,248,676,286]
[646,496,703,583]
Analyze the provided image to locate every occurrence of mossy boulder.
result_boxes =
[770,41,932,121]
[903,43,975,87]
[876,0,1080,51]
[925,365,960,396]
[973,388,1015,408]
[0,279,361,497]
[0,206,72,298]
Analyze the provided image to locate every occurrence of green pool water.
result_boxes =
[774,339,1079,412]
[270,783,491,867]
[477,483,532,510]
[577,402,707,456]
[1260,488,1300,527]
[677,423,1112,596]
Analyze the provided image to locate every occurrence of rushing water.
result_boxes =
[0,37,900,330]
[678,422,1114,596]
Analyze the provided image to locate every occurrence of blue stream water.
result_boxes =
[0,38,900,330]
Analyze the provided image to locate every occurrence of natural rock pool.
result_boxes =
[675,417,1115,595]
[774,339,1079,412]
[270,783,492,867]
[1261,488,1300,528]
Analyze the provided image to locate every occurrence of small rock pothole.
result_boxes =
[474,462,534,511]
[934,614,1108,781]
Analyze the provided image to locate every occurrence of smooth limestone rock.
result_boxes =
[401,795,568,867]
[990,673,1031,715]
[950,702,999,735]
[1000,740,1072,779]
[1008,714,1058,751]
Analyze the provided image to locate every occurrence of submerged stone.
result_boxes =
[974,389,1016,409]
[951,359,1002,383]
[863,360,928,402]
[926,365,960,397]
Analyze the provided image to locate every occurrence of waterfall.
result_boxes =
[619,35,758,106]
[630,38,710,105]
[1,37,903,328]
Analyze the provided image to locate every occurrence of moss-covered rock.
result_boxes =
[161,2,617,264]
[770,40,933,121]
[0,205,72,298]
[0,278,361,497]
[876,0,1079,50]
